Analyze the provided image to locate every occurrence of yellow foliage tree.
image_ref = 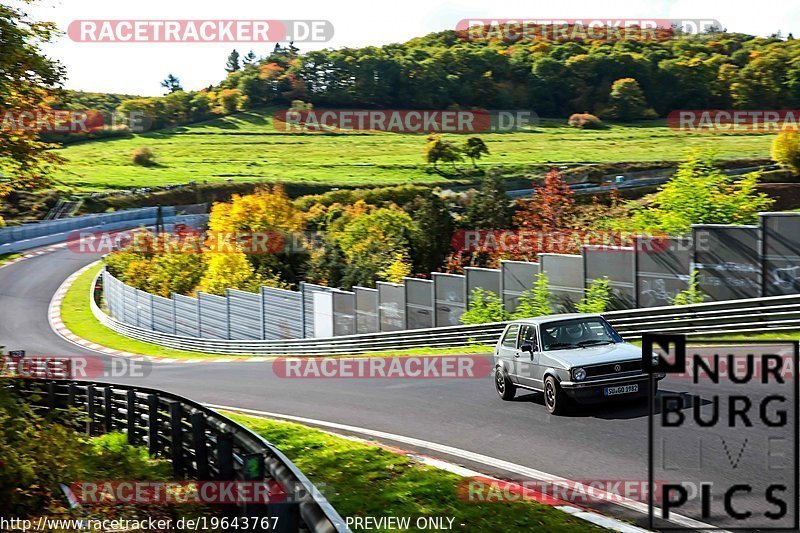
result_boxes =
[772,127,800,175]
[197,252,262,296]
[208,184,305,234]
[380,252,413,283]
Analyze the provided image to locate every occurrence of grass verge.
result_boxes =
[60,263,494,359]
[60,263,217,359]
[226,412,602,532]
[0,252,22,266]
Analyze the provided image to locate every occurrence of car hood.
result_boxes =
[544,342,642,368]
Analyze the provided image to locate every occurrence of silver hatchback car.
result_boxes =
[493,314,664,414]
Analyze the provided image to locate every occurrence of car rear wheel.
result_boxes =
[495,368,516,400]
[544,375,569,415]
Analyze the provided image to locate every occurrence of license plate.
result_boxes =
[604,384,638,396]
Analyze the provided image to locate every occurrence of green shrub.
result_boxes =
[672,270,706,306]
[576,277,612,313]
[460,288,510,324]
[131,147,156,166]
[567,113,603,129]
[511,273,553,319]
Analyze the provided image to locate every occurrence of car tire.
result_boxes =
[544,375,569,415]
[495,368,516,401]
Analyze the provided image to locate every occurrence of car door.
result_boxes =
[496,324,520,383]
[515,324,541,389]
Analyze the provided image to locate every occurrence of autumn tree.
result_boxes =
[0,1,65,198]
[515,169,576,231]
[197,251,262,295]
[208,184,307,286]
[772,127,800,175]
[333,206,417,288]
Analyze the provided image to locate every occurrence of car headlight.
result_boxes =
[573,367,587,382]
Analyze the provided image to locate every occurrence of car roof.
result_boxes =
[509,313,603,326]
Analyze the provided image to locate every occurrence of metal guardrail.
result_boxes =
[0,205,208,254]
[12,379,349,533]
[89,269,800,355]
[603,293,800,339]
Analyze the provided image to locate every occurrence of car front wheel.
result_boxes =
[544,375,569,415]
[495,368,516,400]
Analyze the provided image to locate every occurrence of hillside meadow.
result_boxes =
[52,109,775,192]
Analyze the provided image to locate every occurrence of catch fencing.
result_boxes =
[99,212,800,342]
[94,274,800,354]
[13,379,348,532]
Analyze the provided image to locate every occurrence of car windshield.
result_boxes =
[540,318,623,351]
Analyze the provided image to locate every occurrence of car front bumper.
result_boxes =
[559,373,665,403]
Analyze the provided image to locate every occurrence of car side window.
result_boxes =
[520,325,538,351]
[501,325,519,349]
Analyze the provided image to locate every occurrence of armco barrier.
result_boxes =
[12,379,348,532]
[90,270,800,355]
[603,293,800,339]
[0,206,208,254]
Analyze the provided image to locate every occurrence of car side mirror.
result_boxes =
[521,342,533,353]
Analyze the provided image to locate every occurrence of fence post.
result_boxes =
[127,389,137,444]
[67,382,76,407]
[190,412,210,480]
[172,295,177,335]
[169,402,184,478]
[300,282,307,339]
[147,394,159,456]
[86,385,96,435]
[225,291,231,340]
[259,286,267,340]
[103,386,114,433]
[47,381,56,410]
[216,433,234,480]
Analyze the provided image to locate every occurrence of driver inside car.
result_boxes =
[560,324,587,344]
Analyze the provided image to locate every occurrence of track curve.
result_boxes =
[1,247,791,530]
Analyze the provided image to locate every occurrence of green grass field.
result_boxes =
[53,109,776,192]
